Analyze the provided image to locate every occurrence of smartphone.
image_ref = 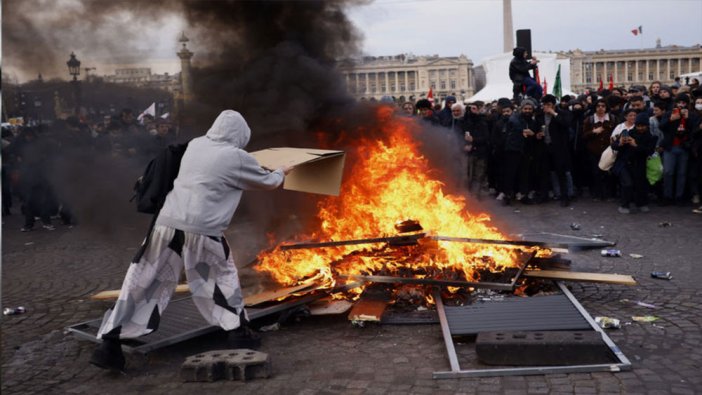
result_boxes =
[621,129,630,138]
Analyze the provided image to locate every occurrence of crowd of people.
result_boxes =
[391,76,702,214]
[1,109,176,231]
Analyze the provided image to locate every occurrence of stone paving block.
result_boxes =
[180,349,270,382]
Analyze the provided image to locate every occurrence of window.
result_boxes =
[649,73,654,80]
[450,80,456,89]
[440,81,446,89]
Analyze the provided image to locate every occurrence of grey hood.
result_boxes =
[206,110,251,148]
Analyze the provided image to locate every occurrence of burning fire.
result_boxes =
[256,107,541,289]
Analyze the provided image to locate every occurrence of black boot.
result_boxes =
[90,338,125,372]
[227,313,261,349]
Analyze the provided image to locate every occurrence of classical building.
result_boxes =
[337,54,475,102]
[561,40,702,92]
[103,67,180,92]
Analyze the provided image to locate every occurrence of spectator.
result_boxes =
[649,81,662,101]
[661,94,698,205]
[611,112,656,214]
[658,86,674,111]
[582,99,616,200]
[438,96,457,127]
[488,98,514,196]
[538,94,572,206]
[691,96,702,211]
[415,99,440,126]
[463,102,490,197]
[501,99,539,205]
[401,101,415,117]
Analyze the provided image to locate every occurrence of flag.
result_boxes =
[160,112,170,119]
[534,67,541,86]
[608,74,614,91]
[598,76,603,92]
[552,64,562,99]
[137,102,156,124]
[543,77,547,96]
[427,87,434,104]
[631,25,642,36]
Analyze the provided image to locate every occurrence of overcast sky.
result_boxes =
[4,0,701,82]
[346,0,702,64]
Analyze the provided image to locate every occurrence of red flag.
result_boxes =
[608,74,614,91]
[631,28,639,36]
[598,77,603,92]
[427,87,433,99]
[534,67,541,86]
[543,77,548,95]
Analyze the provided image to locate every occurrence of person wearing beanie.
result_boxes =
[415,99,440,126]
[611,111,656,214]
[660,93,698,205]
[437,96,457,127]
[658,86,674,111]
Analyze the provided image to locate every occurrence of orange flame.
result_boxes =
[256,108,538,287]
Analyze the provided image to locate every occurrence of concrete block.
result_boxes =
[181,349,270,382]
[476,331,616,366]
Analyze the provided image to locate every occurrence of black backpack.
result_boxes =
[131,142,189,214]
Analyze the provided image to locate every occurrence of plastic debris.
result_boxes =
[651,271,672,280]
[3,306,26,315]
[513,209,521,213]
[631,315,659,323]
[629,253,644,259]
[658,222,672,227]
[595,316,621,329]
[620,299,658,309]
[601,249,622,257]
[259,322,280,332]
[570,223,581,230]
[592,234,604,238]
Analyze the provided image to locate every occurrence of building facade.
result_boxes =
[561,41,702,93]
[337,54,475,102]
[103,67,181,92]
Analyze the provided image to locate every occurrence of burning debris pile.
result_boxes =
[255,108,552,300]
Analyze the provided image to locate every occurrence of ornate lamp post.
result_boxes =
[67,52,81,115]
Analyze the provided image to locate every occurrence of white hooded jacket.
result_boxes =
[156,110,284,235]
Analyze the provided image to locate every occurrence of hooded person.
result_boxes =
[438,95,457,127]
[90,110,291,372]
[509,47,542,102]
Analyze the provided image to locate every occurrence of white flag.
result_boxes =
[137,102,156,123]
[160,112,170,119]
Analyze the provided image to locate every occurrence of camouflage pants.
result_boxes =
[97,225,245,340]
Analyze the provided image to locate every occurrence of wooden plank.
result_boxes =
[523,270,637,286]
[431,235,573,249]
[244,281,319,306]
[309,298,354,315]
[91,284,190,300]
[90,281,319,304]
[340,274,515,291]
[348,284,391,322]
[280,233,425,250]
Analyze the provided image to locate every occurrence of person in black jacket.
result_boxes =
[490,101,514,200]
[537,95,573,206]
[611,113,656,213]
[661,94,699,205]
[509,47,542,102]
[501,99,539,205]
[463,103,490,197]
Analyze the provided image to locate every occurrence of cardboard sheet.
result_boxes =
[250,147,345,196]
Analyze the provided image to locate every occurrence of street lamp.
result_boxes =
[67,52,81,115]
[67,52,81,81]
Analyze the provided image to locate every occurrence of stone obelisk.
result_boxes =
[503,0,514,53]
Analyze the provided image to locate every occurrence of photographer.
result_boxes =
[611,111,656,214]
[509,47,542,102]
[660,94,698,205]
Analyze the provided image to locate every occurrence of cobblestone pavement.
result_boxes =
[2,197,702,394]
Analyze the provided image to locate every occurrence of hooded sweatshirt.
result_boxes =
[156,110,284,235]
